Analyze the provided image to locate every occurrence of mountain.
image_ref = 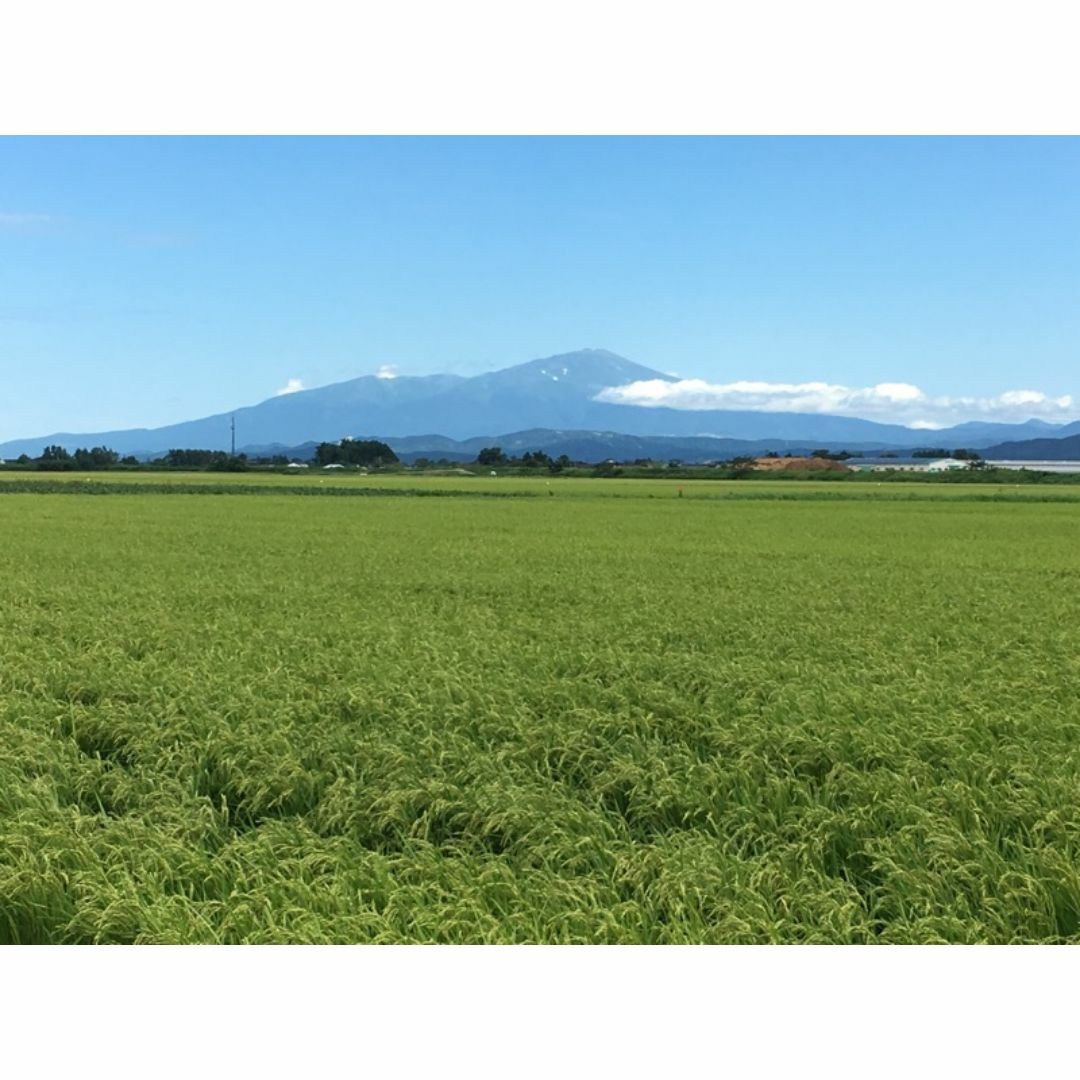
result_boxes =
[983,433,1080,460]
[933,418,1063,443]
[0,350,670,457]
[0,348,1073,457]
[0,371,469,460]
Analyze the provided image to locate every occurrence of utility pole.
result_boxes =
[230,415,236,456]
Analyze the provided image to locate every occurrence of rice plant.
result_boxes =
[1,482,1078,942]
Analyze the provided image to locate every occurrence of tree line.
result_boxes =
[910,447,982,459]
[475,447,574,471]
[10,445,139,471]
[0,438,994,475]
[5,437,401,472]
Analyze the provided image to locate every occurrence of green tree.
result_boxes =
[315,438,398,467]
[209,453,249,472]
[73,446,120,470]
[38,445,74,471]
[157,449,221,468]
[476,447,507,466]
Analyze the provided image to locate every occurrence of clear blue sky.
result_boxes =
[2,136,1078,438]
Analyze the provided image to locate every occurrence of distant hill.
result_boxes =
[389,431,863,464]
[251,429,1048,466]
[1,348,1073,457]
[926,418,1063,443]
[983,433,1080,460]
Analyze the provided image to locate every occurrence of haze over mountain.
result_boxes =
[1,349,1075,459]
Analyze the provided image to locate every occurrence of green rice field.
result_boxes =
[2,474,1079,942]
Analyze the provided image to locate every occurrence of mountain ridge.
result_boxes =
[243,430,911,465]
[1,349,1074,458]
[982,432,1080,460]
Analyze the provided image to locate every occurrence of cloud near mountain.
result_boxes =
[595,378,1076,429]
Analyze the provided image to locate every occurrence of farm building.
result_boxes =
[847,458,927,472]
[985,460,1080,474]
[925,457,972,472]
[847,458,971,473]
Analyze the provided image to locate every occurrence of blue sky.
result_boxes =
[2,136,1079,438]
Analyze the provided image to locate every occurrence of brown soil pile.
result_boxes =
[751,456,851,472]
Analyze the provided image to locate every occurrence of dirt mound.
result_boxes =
[752,456,851,472]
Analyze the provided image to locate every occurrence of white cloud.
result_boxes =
[275,378,304,396]
[998,390,1049,406]
[375,365,398,380]
[595,378,1076,427]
